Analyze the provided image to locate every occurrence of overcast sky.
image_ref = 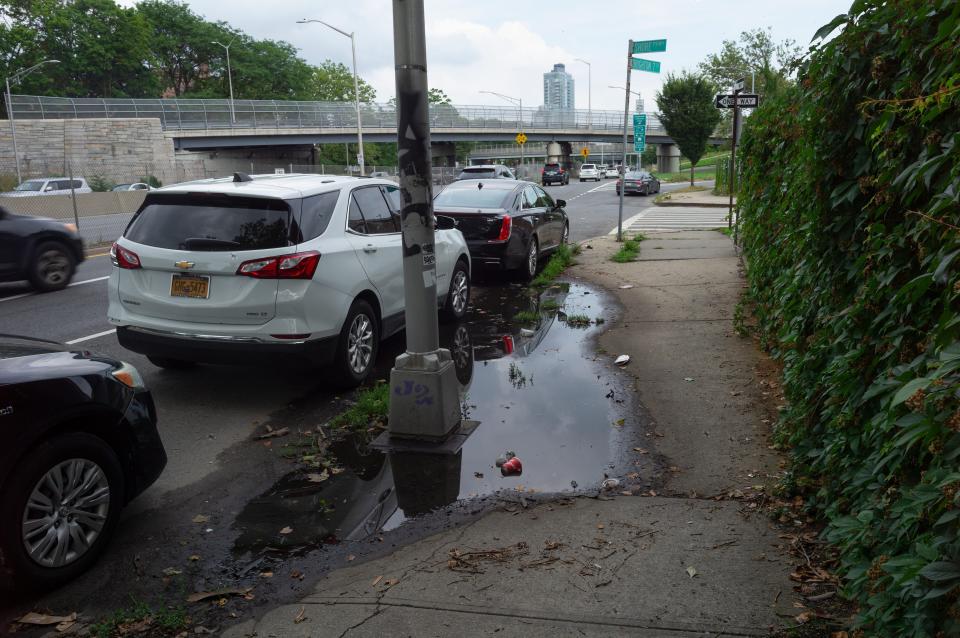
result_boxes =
[119,0,849,112]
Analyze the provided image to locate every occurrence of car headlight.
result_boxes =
[112,361,146,389]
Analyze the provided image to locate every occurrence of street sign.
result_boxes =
[631,39,667,54]
[633,113,647,152]
[580,147,590,158]
[515,132,527,145]
[733,78,746,91]
[630,58,661,73]
[714,94,760,109]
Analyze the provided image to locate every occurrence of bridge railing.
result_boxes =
[9,95,664,134]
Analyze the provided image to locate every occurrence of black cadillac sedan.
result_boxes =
[0,335,165,590]
[433,179,569,280]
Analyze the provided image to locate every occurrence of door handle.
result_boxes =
[363,244,377,253]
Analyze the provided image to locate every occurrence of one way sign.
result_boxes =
[715,94,760,109]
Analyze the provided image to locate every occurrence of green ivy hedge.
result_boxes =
[737,1,959,635]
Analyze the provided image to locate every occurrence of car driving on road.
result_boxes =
[0,206,85,291]
[433,179,568,281]
[540,163,568,186]
[2,178,92,197]
[616,170,661,196]
[107,173,471,385]
[579,164,600,182]
[0,335,165,590]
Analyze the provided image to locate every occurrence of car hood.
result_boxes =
[0,335,119,383]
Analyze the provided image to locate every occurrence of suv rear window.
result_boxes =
[126,195,293,251]
[544,164,561,170]
[582,164,596,170]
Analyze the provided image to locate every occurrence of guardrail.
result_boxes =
[9,95,665,134]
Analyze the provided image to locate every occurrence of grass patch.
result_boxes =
[713,226,733,237]
[513,310,539,324]
[531,243,575,287]
[611,237,642,263]
[90,598,188,638]
[540,298,561,312]
[565,314,592,328]
[657,164,717,183]
[330,383,389,430]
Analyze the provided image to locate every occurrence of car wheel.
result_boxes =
[520,236,539,281]
[561,224,570,246]
[441,260,470,323]
[29,241,75,292]
[0,433,124,590]
[334,299,379,387]
[147,356,197,370]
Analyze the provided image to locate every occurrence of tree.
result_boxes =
[219,38,313,101]
[698,27,801,96]
[310,60,376,103]
[655,72,721,185]
[427,88,451,105]
[136,1,222,97]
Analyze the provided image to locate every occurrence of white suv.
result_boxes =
[4,177,92,197]
[579,164,600,182]
[107,173,472,385]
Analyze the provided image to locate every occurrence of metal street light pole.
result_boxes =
[5,59,60,184]
[212,39,236,124]
[388,0,460,440]
[609,84,643,170]
[480,90,523,175]
[575,58,591,128]
[298,18,365,174]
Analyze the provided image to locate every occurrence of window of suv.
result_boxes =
[349,186,397,234]
[582,164,596,170]
[14,180,44,192]
[544,164,561,172]
[125,194,293,251]
[458,167,497,179]
[298,190,340,241]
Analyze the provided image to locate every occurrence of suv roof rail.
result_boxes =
[233,172,254,183]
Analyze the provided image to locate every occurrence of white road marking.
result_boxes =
[568,181,616,202]
[0,275,109,304]
[610,206,735,233]
[65,328,117,345]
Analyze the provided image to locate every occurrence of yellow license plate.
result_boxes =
[170,273,210,299]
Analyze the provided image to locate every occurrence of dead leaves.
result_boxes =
[279,526,293,535]
[191,514,209,524]
[15,612,77,630]
[447,542,530,573]
[294,606,307,624]
[186,587,252,603]
[255,426,290,440]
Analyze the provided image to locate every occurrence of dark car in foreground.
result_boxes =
[0,206,85,291]
[616,170,661,196]
[433,179,569,280]
[540,163,568,186]
[0,335,165,589]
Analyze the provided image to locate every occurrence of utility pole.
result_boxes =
[729,79,743,236]
[5,59,60,185]
[213,39,236,124]
[388,0,460,440]
[617,41,633,242]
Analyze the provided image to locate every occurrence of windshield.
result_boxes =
[435,185,513,209]
[14,181,44,192]
[625,172,647,179]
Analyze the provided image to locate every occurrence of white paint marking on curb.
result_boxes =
[65,329,117,345]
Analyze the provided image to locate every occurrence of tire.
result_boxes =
[519,236,539,281]
[147,356,197,370]
[560,223,570,246]
[0,433,125,590]
[441,260,470,323]
[579,178,583,183]
[334,299,379,387]
[29,241,75,292]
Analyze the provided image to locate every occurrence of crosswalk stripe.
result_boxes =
[616,206,735,232]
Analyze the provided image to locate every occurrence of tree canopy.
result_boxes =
[697,27,801,97]
[310,60,376,103]
[654,72,721,184]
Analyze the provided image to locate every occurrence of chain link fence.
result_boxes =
[0,159,452,247]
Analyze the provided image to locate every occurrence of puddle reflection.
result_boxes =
[232,282,621,556]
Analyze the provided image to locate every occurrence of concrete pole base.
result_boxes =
[388,349,461,440]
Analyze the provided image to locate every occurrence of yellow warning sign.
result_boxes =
[515,132,527,145]
[580,147,590,158]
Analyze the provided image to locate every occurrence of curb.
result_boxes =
[654,201,733,208]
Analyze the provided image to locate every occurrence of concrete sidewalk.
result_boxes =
[224,231,795,638]
[655,190,734,208]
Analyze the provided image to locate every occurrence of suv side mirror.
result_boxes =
[435,215,457,231]
[44,184,56,192]
[554,199,566,209]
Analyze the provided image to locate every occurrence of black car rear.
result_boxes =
[434,180,568,281]
[0,207,85,291]
[0,335,165,589]
[541,163,568,186]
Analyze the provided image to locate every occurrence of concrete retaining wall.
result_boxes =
[0,191,147,219]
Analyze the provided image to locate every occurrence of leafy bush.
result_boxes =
[87,174,115,192]
[737,2,960,635]
[140,174,162,188]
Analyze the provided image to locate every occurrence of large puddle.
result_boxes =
[233,281,630,556]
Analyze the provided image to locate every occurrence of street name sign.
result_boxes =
[633,113,647,152]
[733,78,746,91]
[714,94,760,109]
[631,39,667,54]
[515,132,527,145]
[630,58,661,73]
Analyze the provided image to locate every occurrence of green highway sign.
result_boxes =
[631,58,661,73]
[633,113,647,152]
[632,39,666,54]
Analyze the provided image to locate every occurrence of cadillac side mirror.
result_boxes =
[555,199,566,209]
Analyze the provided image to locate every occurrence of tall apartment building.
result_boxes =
[543,63,575,111]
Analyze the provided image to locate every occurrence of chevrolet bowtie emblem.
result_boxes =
[174,261,195,269]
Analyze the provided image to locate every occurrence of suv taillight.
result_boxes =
[237,251,321,279]
[111,242,141,269]
[495,215,512,242]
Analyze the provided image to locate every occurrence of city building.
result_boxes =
[543,63,575,111]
